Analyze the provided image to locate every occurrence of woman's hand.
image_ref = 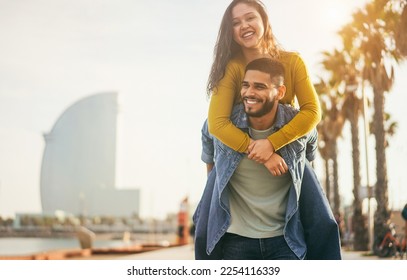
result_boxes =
[247,139,275,163]
[263,153,288,176]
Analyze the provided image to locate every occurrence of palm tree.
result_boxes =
[316,119,332,204]
[342,78,369,251]
[317,50,346,212]
[395,1,407,56]
[315,78,345,229]
[316,98,332,204]
[318,48,370,247]
[335,26,370,250]
[345,0,404,249]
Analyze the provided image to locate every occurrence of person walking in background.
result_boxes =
[402,204,407,221]
[194,58,340,260]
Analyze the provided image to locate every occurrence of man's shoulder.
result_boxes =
[277,103,299,121]
[231,103,247,128]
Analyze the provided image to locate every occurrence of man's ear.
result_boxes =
[277,85,286,100]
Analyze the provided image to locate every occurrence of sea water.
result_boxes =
[0,237,127,256]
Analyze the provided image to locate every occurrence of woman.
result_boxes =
[207,0,321,169]
[194,0,341,259]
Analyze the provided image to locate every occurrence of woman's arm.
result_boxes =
[249,54,321,159]
[207,60,250,153]
[269,92,320,151]
[263,153,288,176]
[270,54,321,150]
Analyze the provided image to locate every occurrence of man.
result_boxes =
[193,58,341,260]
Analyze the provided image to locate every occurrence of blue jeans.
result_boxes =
[222,233,299,260]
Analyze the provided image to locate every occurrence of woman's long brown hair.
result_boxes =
[206,0,282,96]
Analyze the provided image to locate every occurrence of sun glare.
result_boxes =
[322,2,354,30]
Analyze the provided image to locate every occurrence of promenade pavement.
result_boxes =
[113,244,385,260]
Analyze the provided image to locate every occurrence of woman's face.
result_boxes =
[231,3,265,51]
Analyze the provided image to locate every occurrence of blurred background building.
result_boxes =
[40,92,139,217]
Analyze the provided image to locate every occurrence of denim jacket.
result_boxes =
[195,103,318,259]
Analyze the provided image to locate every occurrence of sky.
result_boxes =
[0,0,406,219]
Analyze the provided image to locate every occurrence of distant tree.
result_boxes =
[343,0,404,251]
[314,76,345,222]
[333,26,370,250]
[395,1,407,56]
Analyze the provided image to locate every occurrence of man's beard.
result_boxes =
[245,98,276,118]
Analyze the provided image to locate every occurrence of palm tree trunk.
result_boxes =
[348,93,369,250]
[372,86,391,243]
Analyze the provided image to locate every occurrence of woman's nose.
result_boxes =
[241,20,249,29]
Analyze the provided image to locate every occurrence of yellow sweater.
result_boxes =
[207,51,321,152]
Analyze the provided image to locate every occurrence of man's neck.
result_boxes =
[248,109,277,130]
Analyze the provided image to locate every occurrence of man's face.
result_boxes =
[241,69,278,118]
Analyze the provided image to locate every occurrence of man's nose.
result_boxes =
[244,89,256,97]
[248,85,256,94]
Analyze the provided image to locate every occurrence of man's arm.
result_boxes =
[306,128,318,162]
[201,119,215,175]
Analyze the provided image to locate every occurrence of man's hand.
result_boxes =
[247,139,275,163]
[264,153,288,176]
[245,138,255,154]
